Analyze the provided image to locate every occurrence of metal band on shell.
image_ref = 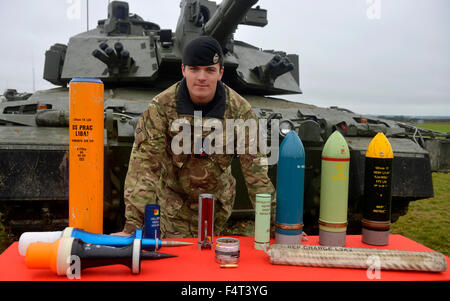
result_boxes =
[274,223,304,231]
[318,220,348,228]
[362,219,391,231]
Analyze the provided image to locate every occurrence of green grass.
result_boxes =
[391,172,450,256]
[417,122,450,133]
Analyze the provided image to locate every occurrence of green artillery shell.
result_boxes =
[319,131,350,247]
[362,132,394,246]
[254,194,271,250]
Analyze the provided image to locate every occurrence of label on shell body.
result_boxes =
[363,157,393,222]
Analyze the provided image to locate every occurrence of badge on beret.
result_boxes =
[213,53,219,64]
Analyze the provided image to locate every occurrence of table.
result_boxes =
[0,235,448,281]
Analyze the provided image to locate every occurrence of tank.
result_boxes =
[0,0,442,235]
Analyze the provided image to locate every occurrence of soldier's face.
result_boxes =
[181,63,224,105]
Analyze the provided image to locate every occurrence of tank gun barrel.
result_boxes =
[114,42,124,57]
[99,42,109,51]
[92,49,112,66]
[203,0,258,52]
[91,41,136,75]
[119,50,133,72]
[105,47,118,62]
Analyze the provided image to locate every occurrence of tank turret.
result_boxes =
[43,0,300,94]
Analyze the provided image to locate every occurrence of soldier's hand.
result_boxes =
[110,231,131,237]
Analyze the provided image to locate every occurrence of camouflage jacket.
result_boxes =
[123,81,275,235]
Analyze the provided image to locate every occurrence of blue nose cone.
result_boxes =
[275,131,306,243]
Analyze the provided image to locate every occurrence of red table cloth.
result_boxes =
[0,234,448,281]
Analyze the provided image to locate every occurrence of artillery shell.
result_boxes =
[362,132,394,246]
[275,131,305,244]
[319,131,350,247]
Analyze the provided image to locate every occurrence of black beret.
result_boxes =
[182,36,223,66]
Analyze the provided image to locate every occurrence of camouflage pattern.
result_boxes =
[123,81,275,237]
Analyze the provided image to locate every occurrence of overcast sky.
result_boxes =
[0,0,448,116]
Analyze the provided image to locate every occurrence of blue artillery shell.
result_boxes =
[275,131,305,235]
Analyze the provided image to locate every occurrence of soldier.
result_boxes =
[113,36,275,238]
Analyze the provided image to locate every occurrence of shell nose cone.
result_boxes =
[365,132,394,159]
[279,131,305,160]
[322,130,350,159]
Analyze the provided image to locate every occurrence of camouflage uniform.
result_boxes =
[122,81,275,238]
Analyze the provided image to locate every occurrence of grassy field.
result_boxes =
[391,122,449,257]
[417,122,450,133]
[390,172,450,256]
